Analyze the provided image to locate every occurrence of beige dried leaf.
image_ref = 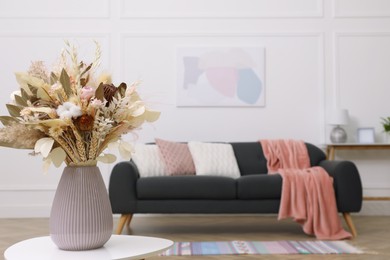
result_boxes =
[96,153,116,163]
[48,147,67,167]
[34,137,55,157]
[144,109,160,122]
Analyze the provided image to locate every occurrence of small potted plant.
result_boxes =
[381,117,390,142]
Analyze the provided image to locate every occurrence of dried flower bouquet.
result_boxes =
[0,41,160,170]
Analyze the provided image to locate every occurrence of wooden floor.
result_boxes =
[1,215,389,260]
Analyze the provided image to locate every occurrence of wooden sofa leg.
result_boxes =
[116,214,133,235]
[126,214,133,228]
[343,213,357,238]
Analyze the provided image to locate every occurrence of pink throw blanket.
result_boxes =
[261,139,351,240]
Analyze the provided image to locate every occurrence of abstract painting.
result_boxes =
[176,47,265,107]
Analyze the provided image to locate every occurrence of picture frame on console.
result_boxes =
[357,127,375,144]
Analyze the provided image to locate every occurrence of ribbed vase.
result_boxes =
[50,166,113,251]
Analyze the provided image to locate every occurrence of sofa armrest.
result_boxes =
[109,161,139,214]
[319,160,363,213]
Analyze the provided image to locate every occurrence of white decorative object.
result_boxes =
[132,144,167,177]
[328,109,349,143]
[188,142,241,178]
[4,235,174,260]
[357,127,375,144]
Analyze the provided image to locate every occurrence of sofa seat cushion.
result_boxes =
[137,176,236,199]
[237,174,283,199]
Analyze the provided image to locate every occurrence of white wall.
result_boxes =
[0,0,389,217]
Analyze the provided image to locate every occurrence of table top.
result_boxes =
[4,235,173,260]
[326,143,390,148]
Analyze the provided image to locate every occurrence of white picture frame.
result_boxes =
[357,127,375,144]
[176,46,265,107]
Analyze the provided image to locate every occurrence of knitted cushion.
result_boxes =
[155,138,196,175]
[188,142,241,178]
[131,144,167,177]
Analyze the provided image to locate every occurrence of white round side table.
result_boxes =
[4,235,173,260]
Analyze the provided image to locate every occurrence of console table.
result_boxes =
[325,143,390,201]
[4,235,173,260]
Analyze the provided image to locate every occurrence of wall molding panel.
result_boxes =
[332,0,390,18]
[333,32,390,104]
[0,0,110,18]
[0,33,112,76]
[120,0,323,18]
[333,32,390,105]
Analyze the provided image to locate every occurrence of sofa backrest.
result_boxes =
[231,142,326,176]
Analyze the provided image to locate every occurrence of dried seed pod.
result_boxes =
[102,83,117,105]
[74,114,95,131]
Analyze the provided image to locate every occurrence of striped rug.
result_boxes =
[161,241,363,256]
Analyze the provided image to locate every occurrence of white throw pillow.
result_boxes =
[188,142,241,178]
[131,144,167,177]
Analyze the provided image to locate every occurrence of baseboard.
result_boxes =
[357,200,390,216]
[120,201,390,218]
[0,205,51,218]
[2,202,389,218]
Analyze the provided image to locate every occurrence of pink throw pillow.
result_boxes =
[155,138,196,176]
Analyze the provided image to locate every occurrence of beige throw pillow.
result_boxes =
[131,144,167,177]
[188,142,241,178]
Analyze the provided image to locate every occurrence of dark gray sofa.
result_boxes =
[109,142,363,236]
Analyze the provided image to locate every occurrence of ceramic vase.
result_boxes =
[50,165,113,251]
